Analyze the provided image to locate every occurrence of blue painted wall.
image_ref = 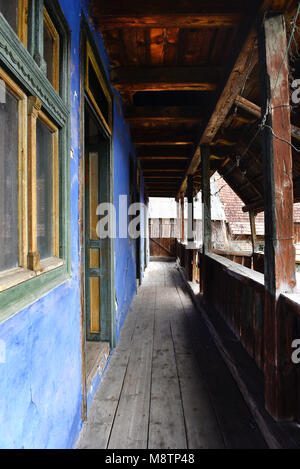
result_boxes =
[113,100,138,341]
[0,0,145,449]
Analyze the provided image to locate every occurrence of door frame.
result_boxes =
[79,16,115,420]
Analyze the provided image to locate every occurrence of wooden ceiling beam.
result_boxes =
[147,185,179,189]
[143,175,182,178]
[138,156,189,160]
[91,1,243,29]
[125,106,204,124]
[142,169,185,172]
[111,66,219,92]
[93,14,242,29]
[137,146,191,157]
[234,95,261,118]
[132,136,195,145]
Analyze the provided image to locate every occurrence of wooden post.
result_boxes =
[180,196,185,243]
[249,210,257,254]
[187,175,195,243]
[201,143,211,301]
[176,199,181,241]
[201,144,211,254]
[258,12,296,420]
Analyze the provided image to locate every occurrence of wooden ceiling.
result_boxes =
[90,0,300,205]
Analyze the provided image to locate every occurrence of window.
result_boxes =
[27,97,60,271]
[0,0,28,46]
[0,0,70,313]
[0,69,27,280]
[43,7,60,93]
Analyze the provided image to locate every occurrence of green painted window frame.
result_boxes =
[0,0,71,324]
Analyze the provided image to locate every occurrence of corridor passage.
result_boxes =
[77,261,267,449]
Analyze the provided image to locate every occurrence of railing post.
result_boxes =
[258,12,296,420]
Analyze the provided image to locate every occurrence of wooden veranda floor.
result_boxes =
[77,261,267,449]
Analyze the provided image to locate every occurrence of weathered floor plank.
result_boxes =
[77,261,267,449]
[108,288,156,449]
[148,284,187,449]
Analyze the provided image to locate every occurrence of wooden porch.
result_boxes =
[77,261,267,449]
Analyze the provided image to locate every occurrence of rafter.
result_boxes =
[235,95,300,141]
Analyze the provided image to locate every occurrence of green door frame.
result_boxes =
[83,98,115,345]
[79,15,116,421]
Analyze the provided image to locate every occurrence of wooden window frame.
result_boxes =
[85,40,112,136]
[0,68,28,291]
[27,95,60,272]
[18,0,28,47]
[0,0,28,47]
[43,6,60,93]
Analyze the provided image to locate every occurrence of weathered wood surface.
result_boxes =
[77,262,266,449]
[91,1,242,29]
[258,12,296,421]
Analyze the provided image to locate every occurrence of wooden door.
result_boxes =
[85,118,102,340]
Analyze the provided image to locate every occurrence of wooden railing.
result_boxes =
[175,240,300,422]
[175,239,200,283]
[212,249,252,269]
[203,252,265,370]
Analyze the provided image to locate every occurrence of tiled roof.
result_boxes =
[215,174,300,235]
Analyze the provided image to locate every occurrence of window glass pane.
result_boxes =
[88,59,109,125]
[44,21,53,84]
[36,119,53,260]
[0,83,19,272]
[0,0,18,33]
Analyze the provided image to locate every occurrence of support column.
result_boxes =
[201,144,211,254]
[180,196,185,243]
[201,144,211,299]
[249,211,257,255]
[176,198,181,241]
[258,12,296,420]
[187,175,195,243]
